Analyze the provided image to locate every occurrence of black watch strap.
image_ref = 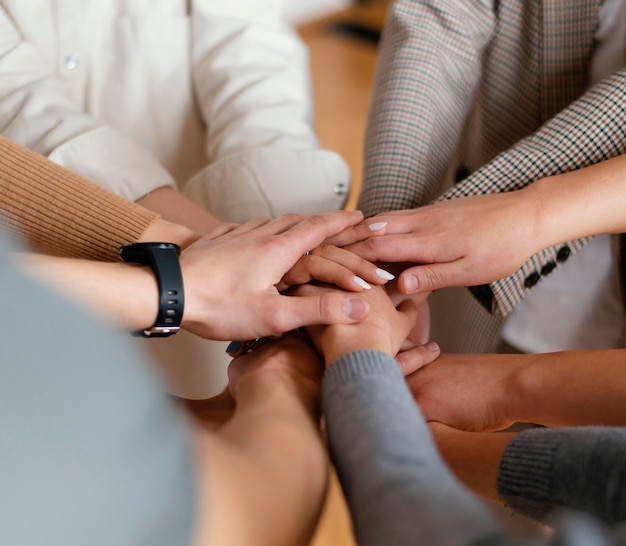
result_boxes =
[119,242,184,337]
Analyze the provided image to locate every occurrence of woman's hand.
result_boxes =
[300,283,436,367]
[406,353,524,432]
[180,210,372,341]
[278,242,395,293]
[341,191,543,295]
[227,335,324,415]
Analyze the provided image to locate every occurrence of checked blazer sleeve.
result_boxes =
[359,0,497,214]
[442,70,626,315]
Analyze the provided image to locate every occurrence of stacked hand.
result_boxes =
[405,353,524,432]
[180,210,393,341]
[298,283,439,370]
[331,190,545,295]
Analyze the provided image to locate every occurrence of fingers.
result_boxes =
[346,233,426,263]
[398,262,473,294]
[396,342,441,376]
[278,244,395,292]
[274,210,365,256]
[203,221,240,240]
[263,292,370,334]
[395,296,419,332]
[325,218,388,247]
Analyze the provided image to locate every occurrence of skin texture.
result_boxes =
[135,185,224,235]
[14,210,390,340]
[407,349,626,432]
[404,349,626,503]
[338,154,626,294]
[302,283,441,369]
[190,336,329,546]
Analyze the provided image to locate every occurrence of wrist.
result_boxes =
[236,370,321,419]
[234,343,322,413]
[505,353,547,425]
[139,218,199,249]
[516,181,557,254]
[319,328,395,367]
[119,242,184,337]
[121,264,161,331]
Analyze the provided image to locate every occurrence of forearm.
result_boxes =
[525,154,626,248]
[430,425,514,503]
[508,350,626,427]
[433,425,626,525]
[14,253,158,332]
[193,378,326,546]
[499,426,626,524]
[135,186,223,234]
[138,218,199,249]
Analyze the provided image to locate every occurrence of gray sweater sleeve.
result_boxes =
[499,427,626,524]
[322,350,626,546]
[0,233,197,546]
[322,350,501,546]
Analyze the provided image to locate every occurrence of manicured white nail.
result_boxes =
[353,276,372,289]
[376,268,395,281]
[368,221,388,231]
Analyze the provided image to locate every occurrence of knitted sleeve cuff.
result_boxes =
[0,137,159,261]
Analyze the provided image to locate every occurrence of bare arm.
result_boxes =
[349,153,626,295]
[408,349,626,432]
[191,337,328,546]
[134,186,223,235]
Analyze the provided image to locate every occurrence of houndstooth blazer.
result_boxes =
[360,0,626,351]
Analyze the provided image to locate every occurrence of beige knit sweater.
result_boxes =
[0,137,159,261]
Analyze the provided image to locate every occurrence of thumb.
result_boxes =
[271,293,370,333]
[396,297,419,333]
[398,262,471,294]
[396,342,441,376]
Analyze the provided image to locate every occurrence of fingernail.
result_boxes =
[353,276,372,289]
[403,274,418,293]
[345,297,368,320]
[226,341,243,356]
[426,342,440,352]
[368,221,387,231]
[375,267,395,281]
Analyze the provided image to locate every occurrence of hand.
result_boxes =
[278,242,396,293]
[395,341,441,376]
[300,283,422,366]
[406,353,524,431]
[385,278,432,347]
[179,210,371,340]
[343,191,545,294]
[228,335,324,416]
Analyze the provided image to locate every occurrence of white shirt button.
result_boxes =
[64,54,80,70]
[333,182,348,196]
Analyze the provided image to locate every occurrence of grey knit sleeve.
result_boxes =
[498,426,626,524]
[322,350,500,546]
[322,350,626,546]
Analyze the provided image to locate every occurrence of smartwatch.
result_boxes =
[119,242,184,337]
